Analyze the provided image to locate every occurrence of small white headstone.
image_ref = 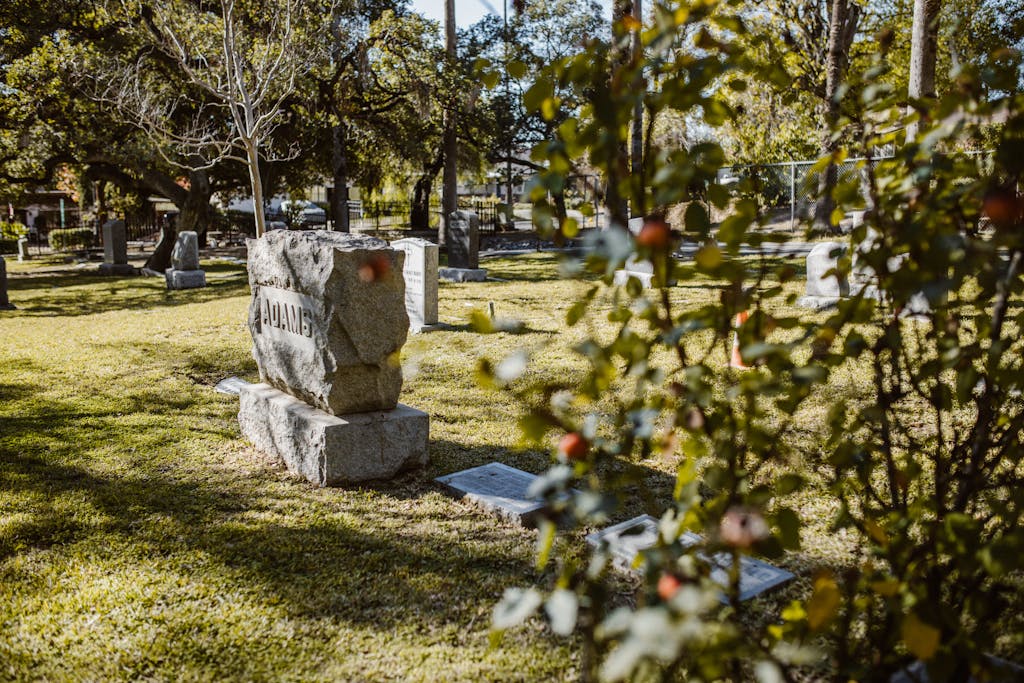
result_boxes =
[391,237,439,332]
[586,515,794,601]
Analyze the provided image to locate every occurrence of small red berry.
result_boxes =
[558,432,589,461]
[636,219,671,250]
[657,573,682,601]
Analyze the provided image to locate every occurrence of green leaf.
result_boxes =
[507,60,528,80]
[902,613,941,660]
[536,519,556,570]
[774,507,801,550]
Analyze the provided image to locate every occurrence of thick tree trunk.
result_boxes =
[144,169,211,271]
[441,0,457,246]
[907,0,941,140]
[411,152,444,230]
[246,140,267,238]
[605,0,632,229]
[630,0,644,219]
[814,0,859,232]
[331,122,351,232]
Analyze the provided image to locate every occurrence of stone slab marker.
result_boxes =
[435,462,553,526]
[391,237,439,332]
[17,238,29,262]
[440,210,487,282]
[586,515,795,602]
[238,230,428,485]
[165,231,206,290]
[98,219,134,275]
[798,241,849,309]
[0,256,15,310]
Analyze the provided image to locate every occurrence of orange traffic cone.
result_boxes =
[729,310,749,369]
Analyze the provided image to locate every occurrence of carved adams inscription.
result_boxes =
[256,286,319,348]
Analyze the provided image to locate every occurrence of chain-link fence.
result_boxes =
[718,150,994,230]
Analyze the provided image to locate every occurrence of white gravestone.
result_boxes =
[17,238,29,262]
[165,231,206,290]
[238,230,428,485]
[586,515,794,602]
[391,237,439,332]
[798,241,849,309]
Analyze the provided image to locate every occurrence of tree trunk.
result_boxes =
[331,122,351,232]
[814,0,859,232]
[441,0,457,246]
[606,0,632,229]
[144,169,212,271]
[411,152,444,230]
[630,0,644,219]
[907,0,941,140]
[245,140,267,238]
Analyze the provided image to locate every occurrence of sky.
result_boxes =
[410,0,611,28]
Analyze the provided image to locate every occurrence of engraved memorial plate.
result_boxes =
[587,515,795,601]
[436,462,549,526]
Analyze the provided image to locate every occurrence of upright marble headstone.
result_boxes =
[165,230,206,290]
[0,256,16,310]
[99,219,134,275]
[798,241,849,309]
[17,238,29,262]
[391,237,439,332]
[238,230,429,485]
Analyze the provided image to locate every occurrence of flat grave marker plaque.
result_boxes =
[215,376,251,395]
[436,462,551,526]
[586,515,795,602]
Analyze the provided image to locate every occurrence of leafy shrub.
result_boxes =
[0,239,16,254]
[0,221,27,240]
[483,2,1024,681]
[48,227,93,251]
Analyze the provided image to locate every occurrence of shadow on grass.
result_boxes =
[5,263,250,318]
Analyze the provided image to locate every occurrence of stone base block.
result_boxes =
[98,263,137,276]
[165,268,206,290]
[238,383,429,486]
[613,269,654,288]
[797,295,842,310]
[439,267,487,283]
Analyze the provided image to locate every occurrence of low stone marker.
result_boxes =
[165,231,207,290]
[391,237,439,332]
[99,219,135,275]
[440,210,487,282]
[0,256,16,310]
[238,230,428,485]
[435,462,553,526]
[798,241,849,309]
[613,256,655,288]
[214,376,250,395]
[17,238,29,262]
[586,515,794,601]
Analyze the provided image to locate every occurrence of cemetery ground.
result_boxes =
[2,252,1019,680]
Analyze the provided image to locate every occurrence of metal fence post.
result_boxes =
[789,162,797,232]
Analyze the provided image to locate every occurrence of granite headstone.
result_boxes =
[99,219,134,275]
[0,256,15,310]
[798,241,849,309]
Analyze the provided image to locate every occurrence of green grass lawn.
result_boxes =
[0,252,899,680]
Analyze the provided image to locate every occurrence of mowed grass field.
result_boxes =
[0,251,905,681]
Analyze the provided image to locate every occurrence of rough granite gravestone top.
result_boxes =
[0,256,15,310]
[447,210,480,269]
[391,237,439,331]
[246,230,408,415]
[172,231,201,271]
[586,515,795,601]
[435,462,553,526]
